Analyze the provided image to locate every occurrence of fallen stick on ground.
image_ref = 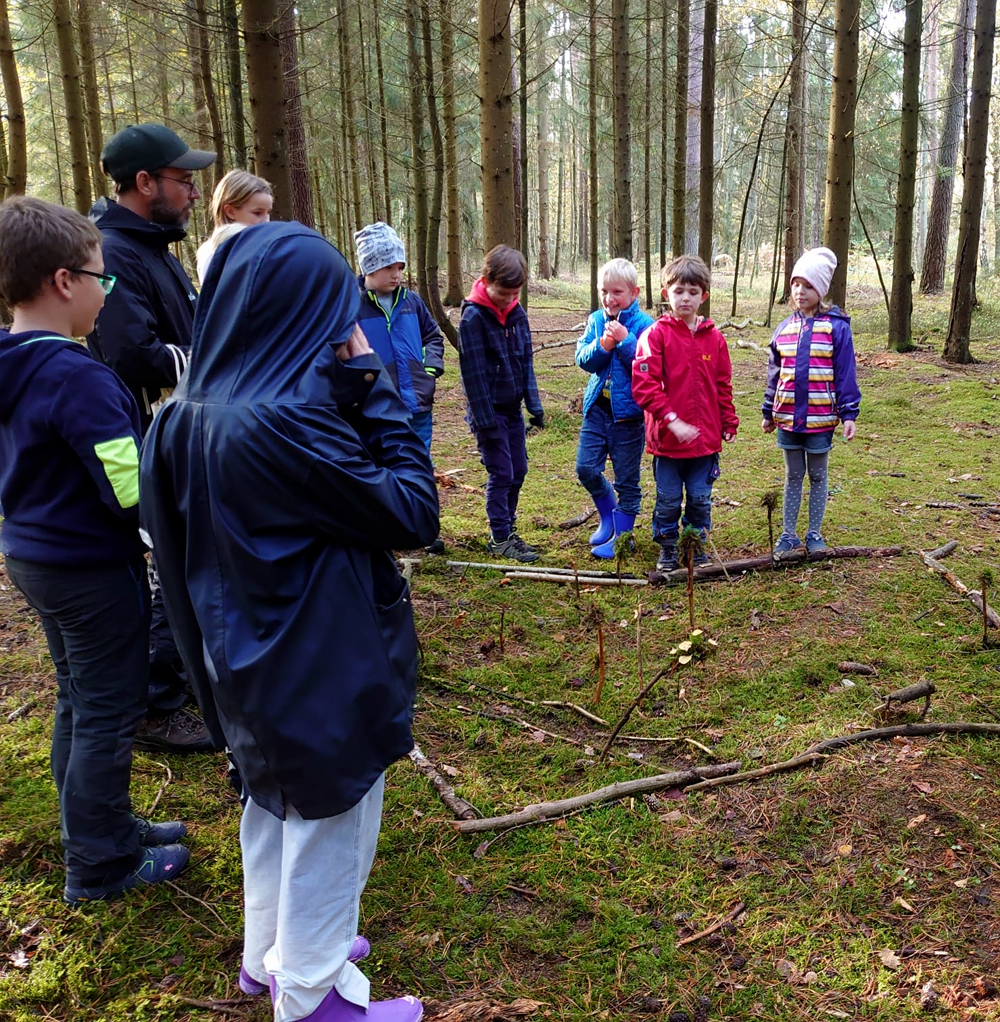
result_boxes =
[506,571,648,587]
[601,667,674,758]
[441,675,609,726]
[676,902,746,947]
[926,540,959,560]
[557,507,597,530]
[409,743,478,821]
[592,733,717,756]
[838,661,877,675]
[453,762,741,833]
[878,680,935,718]
[6,698,37,723]
[446,561,643,579]
[649,545,904,585]
[918,546,1000,628]
[683,722,1000,795]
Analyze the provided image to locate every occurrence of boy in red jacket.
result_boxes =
[632,255,738,572]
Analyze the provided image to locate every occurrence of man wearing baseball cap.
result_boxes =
[88,124,216,754]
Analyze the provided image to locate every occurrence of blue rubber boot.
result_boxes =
[588,491,618,545]
[592,509,636,559]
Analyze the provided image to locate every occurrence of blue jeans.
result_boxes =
[6,555,149,886]
[474,405,527,539]
[575,405,644,516]
[652,453,719,546]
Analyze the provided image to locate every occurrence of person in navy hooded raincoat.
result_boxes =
[139,221,437,1022]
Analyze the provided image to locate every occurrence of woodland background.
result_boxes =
[0,0,997,355]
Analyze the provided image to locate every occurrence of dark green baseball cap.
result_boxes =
[101,123,216,182]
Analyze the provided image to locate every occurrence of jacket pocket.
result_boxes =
[409,358,436,410]
[374,563,419,714]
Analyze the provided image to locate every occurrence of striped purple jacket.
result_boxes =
[762,307,861,433]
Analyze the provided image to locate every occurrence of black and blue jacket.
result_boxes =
[356,280,444,415]
[0,330,144,566]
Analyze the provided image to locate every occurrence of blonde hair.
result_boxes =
[211,170,272,228]
[599,258,638,290]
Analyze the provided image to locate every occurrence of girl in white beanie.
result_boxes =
[761,247,861,558]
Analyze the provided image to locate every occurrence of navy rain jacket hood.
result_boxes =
[140,222,439,820]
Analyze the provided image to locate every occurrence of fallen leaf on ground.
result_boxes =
[907,814,927,829]
[877,949,901,970]
[912,781,934,794]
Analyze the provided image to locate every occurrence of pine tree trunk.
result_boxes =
[659,0,670,268]
[684,0,702,254]
[517,0,528,268]
[440,0,463,301]
[355,4,380,223]
[242,0,293,220]
[587,0,599,307]
[916,3,937,262]
[697,0,716,313]
[222,0,247,168]
[671,0,689,255]
[372,0,392,223]
[822,0,860,308]
[478,0,516,249]
[0,0,26,197]
[536,25,552,278]
[76,0,104,198]
[53,0,91,213]
[185,0,213,232]
[643,0,652,306]
[553,63,566,278]
[195,0,225,189]
[943,0,995,363]
[42,31,66,206]
[278,3,313,226]
[405,0,429,293]
[337,1,363,232]
[921,0,974,294]
[782,0,806,301]
[887,0,922,352]
[611,0,632,258]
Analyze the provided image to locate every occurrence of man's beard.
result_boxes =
[149,193,190,230]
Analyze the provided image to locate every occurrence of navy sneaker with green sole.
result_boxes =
[64,843,189,905]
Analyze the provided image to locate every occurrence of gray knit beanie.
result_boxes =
[354,221,406,276]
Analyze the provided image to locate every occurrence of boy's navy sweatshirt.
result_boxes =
[0,330,145,566]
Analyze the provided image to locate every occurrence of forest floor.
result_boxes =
[1,273,999,1021]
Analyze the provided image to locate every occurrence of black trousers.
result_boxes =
[6,555,148,885]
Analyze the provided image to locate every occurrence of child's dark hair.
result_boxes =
[662,254,711,293]
[0,196,102,307]
[482,245,528,289]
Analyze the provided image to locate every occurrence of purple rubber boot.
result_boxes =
[279,985,423,1022]
[239,936,371,995]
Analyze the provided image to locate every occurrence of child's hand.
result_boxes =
[667,418,700,444]
[842,420,856,440]
[338,324,373,361]
[761,418,776,433]
[599,329,617,352]
[605,320,627,343]
[722,431,736,443]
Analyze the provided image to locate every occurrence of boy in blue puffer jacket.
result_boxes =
[575,258,654,557]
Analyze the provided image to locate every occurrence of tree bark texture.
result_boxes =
[782,0,806,301]
[242,0,293,220]
[373,0,392,223]
[944,0,996,363]
[195,0,225,189]
[440,0,463,302]
[478,0,516,249]
[671,0,689,255]
[279,3,314,226]
[337,1,363,232]
[588,0,598,307]
[405,0,429,293]
[697,0,716,313]
[53,0,91,213]
[643,0,652,306]
[611,0,632,258]
[75,0,104,198]
[536,23,552,277]
[0,0,26,196]
[684,0,702,254]
[222,0,248,168]
[921,0,974,294]
[887,0,922,351]
[822,0,860,308]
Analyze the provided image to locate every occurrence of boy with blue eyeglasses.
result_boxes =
[0,196,188,904]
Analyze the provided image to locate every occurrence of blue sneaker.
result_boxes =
[773,533,802,560]
[804,530,827,553]
[133,814,187,846]
[63,843,189,904]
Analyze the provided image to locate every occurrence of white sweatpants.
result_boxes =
[240,775,386,1022]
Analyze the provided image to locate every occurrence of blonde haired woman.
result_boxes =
[196,169,273,284]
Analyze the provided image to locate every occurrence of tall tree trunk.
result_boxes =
[782,0,806,300]
[916,2,938,262]
[420,0,458,345]
[185,0,213,234]
[76,0,104,198]
[697,0,716,312]
[242,0,293,220]
[536,25,552,277]
[887,0,922,352]
[195,0,225,189]
[440,0,462,301]
[944,0,995,362]
[659,0,669,267]
[53,0,91,213]
[0,0,26,197]
[337,1,363,232]
[517,0,527,267]
[553,57,566,279]
[684,0,702,253]
[921,0,974,293]
[355,4,380,223]
[479,0,516,249]
[671,0,689,255]
[222,0,247,168]
[643,0,652,306]
[588,0,598,307]
[611,0,632,258]
[822,0,860,308]
[373,0,392,223]
[279,3,313,225]
[405,0,429,293]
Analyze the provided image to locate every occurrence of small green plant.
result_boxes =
[676,525,704,629]
[761,488,781,556]
[613,528,633,587]
[979,567,995,648]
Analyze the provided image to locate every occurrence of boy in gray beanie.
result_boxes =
[355,222,446,552]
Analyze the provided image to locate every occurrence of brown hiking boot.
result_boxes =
[134,706,215,753]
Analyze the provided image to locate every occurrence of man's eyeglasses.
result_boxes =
[153,172,197,195]
[68,269,117,295]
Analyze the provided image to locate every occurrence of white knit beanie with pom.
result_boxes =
[789,247,837,297]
